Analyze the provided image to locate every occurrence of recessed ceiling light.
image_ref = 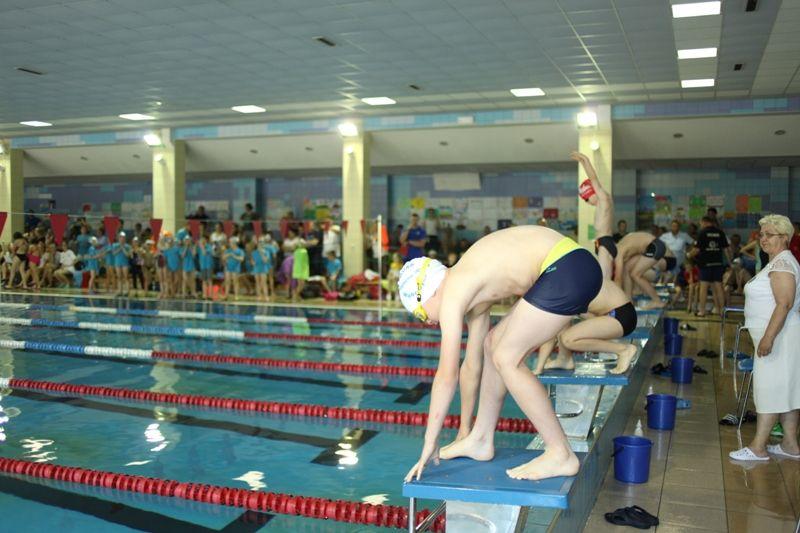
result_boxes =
[677,47,718,59]
[80,156,88,161]
[774,130,786,136]
[119,113,154,121]
[439,141,449,146]
[143,133,162,146]
[576,111,598,128]
[409,84,422,91]
[510,87,545,97]
[154,101,163,106]
[337,122,359,137]
[19,121,52,127]
[231,105,266,114]
[249,149,259,154]
[590,140,600,151]
[361,97,396,106]
[305,146,314,151]
[671,2,721,18]
[673,133,684,138]
[132,154,141,159]
[524,138,534,143]
[681,78,715,88]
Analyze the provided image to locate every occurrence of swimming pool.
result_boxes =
[0,294,537,531]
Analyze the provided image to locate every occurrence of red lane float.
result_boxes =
[153,350,437,378]
[5,378,536,434]
[243,331,463,350]
[307,317,439,330]
[0,457,445,531]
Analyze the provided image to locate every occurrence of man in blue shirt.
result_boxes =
[401,213,427,262]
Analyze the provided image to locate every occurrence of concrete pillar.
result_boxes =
[0,143,24,242]
[151,129,186,235]
[577,105,613,249]
[342,122,370,276]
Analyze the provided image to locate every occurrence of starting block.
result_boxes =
[404,448,584,532]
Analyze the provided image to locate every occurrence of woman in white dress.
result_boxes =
[730,214,800,461]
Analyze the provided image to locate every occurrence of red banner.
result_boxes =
[149,219,163,243]
[381,223,389,252]
[0,212,6,239]
[279,219,289,239]
[222,220,234,238]
[252,219,262,238]
[103,216,120,241]
[50,214,70,246]
[187,219,201,241]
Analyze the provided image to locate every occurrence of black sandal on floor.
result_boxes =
[604,507,656,529]
[693,365,708,374]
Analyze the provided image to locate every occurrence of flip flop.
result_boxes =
[728,447,770,461]
[627,506,659,527]
[693,365,708,374]
[719,413,738,425]
[766,444,800,459]
[604,507,653,529]
[676,398,691,410]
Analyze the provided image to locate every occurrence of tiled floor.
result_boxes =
[586,312,800,532]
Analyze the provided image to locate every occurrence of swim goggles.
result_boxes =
[413,258,432,322]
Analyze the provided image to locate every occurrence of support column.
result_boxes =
[342,123,370,276]
[0,143,24,242]
[577,105,613,249]
[151,129,186,235]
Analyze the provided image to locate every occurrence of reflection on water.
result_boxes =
[362,493,389,505]
[233,470,267,491]
[20,437,57,462]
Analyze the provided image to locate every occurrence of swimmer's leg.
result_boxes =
[597,246,613,280]
[559,316,637,374]
[533,335,558,375]
[630,256,665,308]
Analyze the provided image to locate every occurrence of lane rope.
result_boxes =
[0,377,536,434]
[0,339,436,378]
[0,316,452,349]
[0,457,445,531]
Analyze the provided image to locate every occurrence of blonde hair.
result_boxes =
[759,214,794,238]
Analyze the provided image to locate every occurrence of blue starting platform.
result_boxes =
[403,449,582,508]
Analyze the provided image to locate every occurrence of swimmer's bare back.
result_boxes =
[442,225,565,314]
[616,232,656,262]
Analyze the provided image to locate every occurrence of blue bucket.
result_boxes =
[613,435,653,483]
[664,334,683,356]
[671,356,694,384]
[646,393,677,430]
[663,317,679,336]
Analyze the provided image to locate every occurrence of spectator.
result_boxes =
[400,213,427,261]
[305,221,324,275]
[424,208,441,254]
[197,236,214,300]
[706,207,720,227]
[25,210,40,232]
[613,219,628,242]
[660,220,693,274]
[689,216,730,317]
[189,205,210,220]
[223,237,244,299]
[730,214,800,462]
[75,225,92,256]
[789,221,800,264]
[54,242,77,287]
[322,223,341,258]
[240,203,259,232]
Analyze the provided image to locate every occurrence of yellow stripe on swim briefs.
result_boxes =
[540,237,582,275]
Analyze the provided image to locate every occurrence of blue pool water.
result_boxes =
[0,294,534,531]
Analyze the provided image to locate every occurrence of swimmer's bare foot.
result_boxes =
[609,344,638,374]
[644,300,666,310]
[440,434,494,462]
[543,354,575,372]
[506,448,580,481]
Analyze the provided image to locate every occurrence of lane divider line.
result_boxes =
[0,377,536,434]
[0,339,437,378]
[0,457,445,531]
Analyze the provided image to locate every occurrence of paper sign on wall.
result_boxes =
[748,196,762,213]
[735,195,749,213]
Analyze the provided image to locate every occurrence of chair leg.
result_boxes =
[737,371,753,434]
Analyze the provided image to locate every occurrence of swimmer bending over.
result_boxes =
[399,226,602,482]
[614,232,675,309]
[573,151,615,279]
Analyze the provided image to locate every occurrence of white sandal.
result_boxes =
[766,444,800,459]
[728,447,770,461]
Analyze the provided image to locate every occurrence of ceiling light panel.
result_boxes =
[671,2,721,18]
[119,113,154,121]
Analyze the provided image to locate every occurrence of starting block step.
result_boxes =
[403,448,584,509]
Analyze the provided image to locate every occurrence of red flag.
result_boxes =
[188,219,201,241]
[341,220,349,233]
[279,219,289,239]
[103,216,120,241]
[323,220,331,232]
[222,220,234,238]
[50,214,70,245]
[149,219,163,243]
[252,219,262,238]
[381,222,389,252]
[0,212,7,238]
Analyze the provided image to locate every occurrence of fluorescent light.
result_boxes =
[681,78,715,88]
[678,47,718,59]
[19,121,52,127]
[576,111,598,128]
[510,87,545,97]
[671,2,721,18]
[361,97,396,106]
[338,122,359,137]
[143,133,162,146]
[231,105,266,113]
[119,113,154,121]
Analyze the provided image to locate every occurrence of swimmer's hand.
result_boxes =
[404,443,440,482]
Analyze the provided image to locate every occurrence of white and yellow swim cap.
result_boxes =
[398,257,447,318]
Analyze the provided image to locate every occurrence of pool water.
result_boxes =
[0,293,534,532]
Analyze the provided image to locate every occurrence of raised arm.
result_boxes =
[571,151,609,198]
[456,308,491,440]
[405,304,463,482]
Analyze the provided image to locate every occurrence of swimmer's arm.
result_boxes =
[458,309,490,437]
[573,151,608,196]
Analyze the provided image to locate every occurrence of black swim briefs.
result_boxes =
[608,302,637,336]
[595,235,618,259]
[643,239,667,261]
